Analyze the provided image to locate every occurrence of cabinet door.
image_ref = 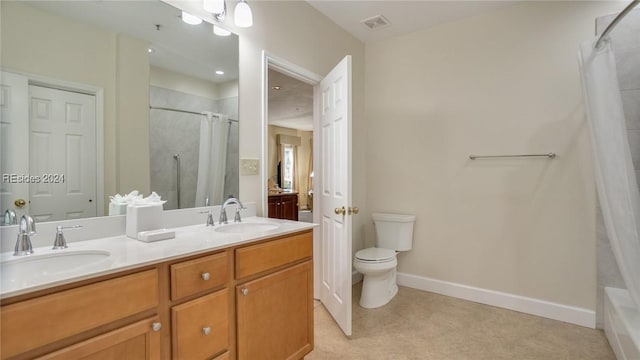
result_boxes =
[281,194,298,221]
[236,261,313,360]
[267,196,279,219]
[172,289,229,360]
[38,317,161,360]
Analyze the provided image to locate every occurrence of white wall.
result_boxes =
[365,1,623,310]
[164,0,367,252]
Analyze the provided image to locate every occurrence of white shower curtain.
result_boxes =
[195,112,229,207]
[579,39,640,310]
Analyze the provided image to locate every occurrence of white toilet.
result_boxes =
[354,213,416,309]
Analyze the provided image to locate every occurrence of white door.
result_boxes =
[0,72,30,219]
[318,56,353,336]
[28,85,97,222]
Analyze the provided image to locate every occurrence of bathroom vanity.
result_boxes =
[268,193,299,221]
[0,222,314,360]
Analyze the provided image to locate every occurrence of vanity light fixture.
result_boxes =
[216,70,225,75]
[234,0,253,28]
[181,11,203,25]
[204,0,253,28]
[213,24,231,36]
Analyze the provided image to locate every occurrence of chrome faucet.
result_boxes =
[3,209,17,225]
[14,215,35,256]
[219,198,246,224]
[53,225,83,250]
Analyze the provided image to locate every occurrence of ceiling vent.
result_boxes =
[360,15,391,31]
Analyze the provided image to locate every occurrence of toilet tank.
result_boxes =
[372,213,416,251]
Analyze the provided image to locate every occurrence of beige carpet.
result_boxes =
[307,284,614,360]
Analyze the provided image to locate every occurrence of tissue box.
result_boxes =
[126,204,163,239]
[109,203,127,216]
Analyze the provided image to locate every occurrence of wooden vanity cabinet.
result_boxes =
[268,193,299,221]
[235,231,314,360]
[168,250,232,360]
[0,269,160,360]
[0,230,313,360]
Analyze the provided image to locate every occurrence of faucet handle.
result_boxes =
[53,225,83,250]
[219,209,228,225]
[234,207,245,223]
[200,211,215,226]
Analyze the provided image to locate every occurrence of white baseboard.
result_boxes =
[397,272,596,328]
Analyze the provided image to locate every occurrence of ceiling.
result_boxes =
[26,1,239,83]
[306,1,518,43]
[268,69,314,131]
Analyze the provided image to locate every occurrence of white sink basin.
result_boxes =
[2,250,112,286]
[215,222,280,234]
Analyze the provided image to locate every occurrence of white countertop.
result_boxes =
[0,217,316,299]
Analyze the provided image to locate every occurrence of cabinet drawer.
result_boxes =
[171,252,228,301]
[235,231,312,279]
[172,289,229,360]
[1,269,158,359]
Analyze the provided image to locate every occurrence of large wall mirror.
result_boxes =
[0,0,239,225]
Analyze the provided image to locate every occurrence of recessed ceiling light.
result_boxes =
[215,70,225,75]
[272,85,281,90]
[148,48,154,53]
[181,11,202,25]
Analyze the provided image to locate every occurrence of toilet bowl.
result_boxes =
[354,248,398,308]
[354,213,415,309]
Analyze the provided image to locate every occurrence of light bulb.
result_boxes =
[204,0,225,14]
[213,25,231,36]
[181,11,203,25]
[234,0,253,28]
[215,70,225,75]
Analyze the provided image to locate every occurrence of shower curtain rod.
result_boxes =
[150,106,239,122]
[595,0,639,49]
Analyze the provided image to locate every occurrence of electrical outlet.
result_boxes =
[240,158,259,176]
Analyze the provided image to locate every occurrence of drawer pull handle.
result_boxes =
[201,272,211,281]
[202,326,212,336]
[152,322,162,332]
[241,288,249,296]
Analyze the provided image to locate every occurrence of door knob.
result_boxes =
[334,207,346,215]
[348,207,360,215]
[14,199,26,208]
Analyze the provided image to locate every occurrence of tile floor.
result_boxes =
[307,284,615,360]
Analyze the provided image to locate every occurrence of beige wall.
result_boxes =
[365,1,623,310]
[150,66,220,99]
[165,0,366,250]
[267,125,313,209]
[1,2,151,209]
[116,35,151,195]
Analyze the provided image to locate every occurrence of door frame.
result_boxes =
[261,52,322,296]
[2,68,105,217]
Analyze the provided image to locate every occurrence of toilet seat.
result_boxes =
[355,247,396,263]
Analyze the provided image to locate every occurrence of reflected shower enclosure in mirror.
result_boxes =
[0,0,239,224]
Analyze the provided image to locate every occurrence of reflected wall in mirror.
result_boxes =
[0,0,239,224]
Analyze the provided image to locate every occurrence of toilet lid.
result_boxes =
[355,247,396,262]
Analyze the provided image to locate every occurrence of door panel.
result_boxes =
[0,72,29,219]
[318,56,352,336]
[28,85,96,222]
